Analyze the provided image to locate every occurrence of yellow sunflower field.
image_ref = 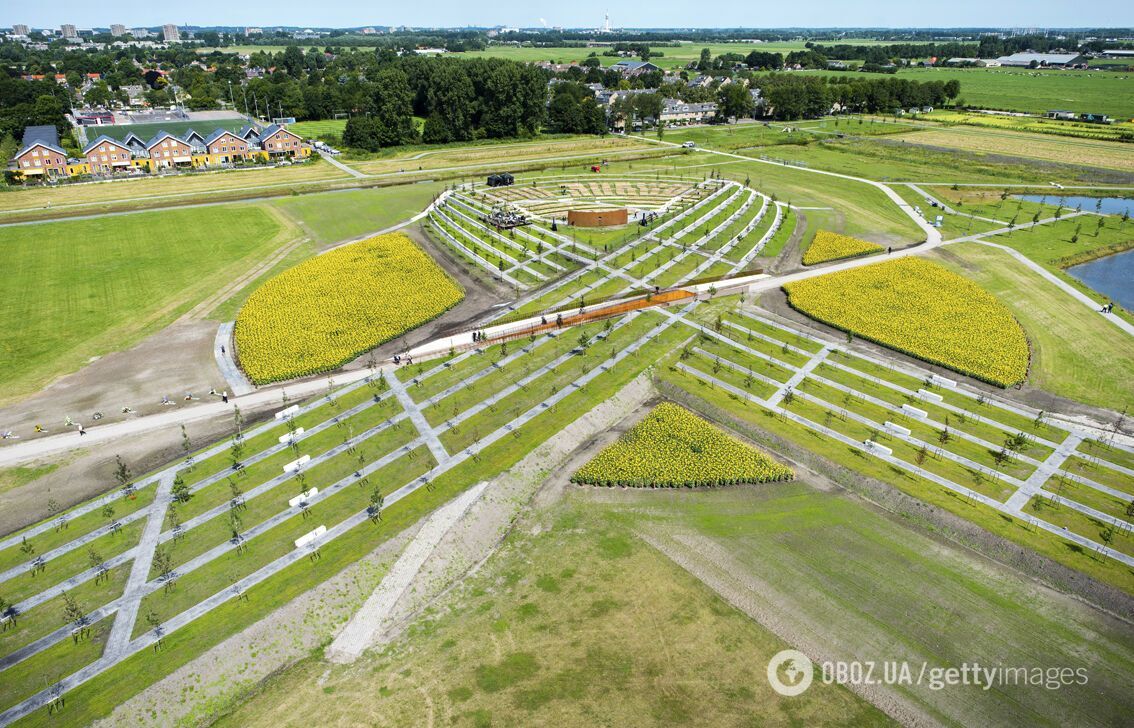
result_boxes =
[783,258,1029,387]
[572,402,793,487]
[802,230,884,265]
[234,233,463,384]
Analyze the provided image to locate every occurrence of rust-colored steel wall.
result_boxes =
[567,208,628,227]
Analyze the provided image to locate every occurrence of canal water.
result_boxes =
[1014,195,1133,216]
[1067,249,1134,311]
[1012,195,1133,310]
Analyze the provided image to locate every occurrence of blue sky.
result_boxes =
[6,0,1131,30]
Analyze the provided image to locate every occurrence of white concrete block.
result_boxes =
[901,404,928,419]
[288,488,319,508]
[930,374,956,388]
[885,421,911,437]
[918,389,943,403]
[283,454,310,473]
[278,427,305,444]
[864,440,893,457]
[294,525,326,549]
[275,404,300,420]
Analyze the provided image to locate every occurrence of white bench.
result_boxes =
[283,454,310,473]
[275,404,300,420]
[278,427,305,444]
[288,488,319,508]
[885,421,911,438]
[864,440,893,457]
[294,525,327,549]
[917,389,944,404]
[901,404,928,419]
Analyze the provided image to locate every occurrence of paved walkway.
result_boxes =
[386,373,450,465]
[213,323,254,396]
[1005,432,1085,511]
[103,472,177,659]
[318,151,367,179]
[326,480,488,663]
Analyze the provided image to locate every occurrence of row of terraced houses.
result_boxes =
[8,123,310,181]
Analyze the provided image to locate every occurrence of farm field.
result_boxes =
[799,66,1134,118]
[924,110,1134,143]
[801,230,883,265]
[458,38,934,69]
[234,232,464,383]
[0,205,292,401]
[898,126,1134,173]
[932,244,1134,410]
[783,258,1030,387]
[745,134,1132,185]
[215,494,888,727]
[571,402,793,486]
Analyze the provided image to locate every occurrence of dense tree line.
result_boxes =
[756,75,961,119]
[0,76,70,147]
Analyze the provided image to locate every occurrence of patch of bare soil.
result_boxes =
[92,525,420,728]
[0,404,278,537]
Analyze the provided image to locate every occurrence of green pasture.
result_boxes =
[799,66,1134,119]
[0,205,289,401]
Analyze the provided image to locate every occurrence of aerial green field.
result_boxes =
[932,244,1134,410]
[217,481,1134,727]
[458,38,932,70]
[799,66,1134,119]
[0,205,292,400]
[268,181,445,244]
[86,119,249,143]
[285,118,347,139]
[214,493,890,727]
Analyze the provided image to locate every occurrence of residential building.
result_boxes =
[145,131,193,168]
[660,99,718,125]
[129,28,152,38]
[245,27,263,35]
[609,60,662,78]
[162,24,180,42]
[61,24,77,38]
[12,24,29,36]
[203,130,253,163]
[83,136,133,173]
[9,124,311,181]
[258,125,304,157]
[687,74,714,89]
[110,24,126,36]
[12,126,69,179]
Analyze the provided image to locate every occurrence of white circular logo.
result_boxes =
[767,649,814,696]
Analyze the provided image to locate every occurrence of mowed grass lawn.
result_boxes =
[0,205,292,399]
[595,485,1134,726]
[269,181,444,244]
[799,66,1134,118]
[932,244,1134,410]
[286,118,347,139]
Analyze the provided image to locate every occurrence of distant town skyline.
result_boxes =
[4,0,1132,32]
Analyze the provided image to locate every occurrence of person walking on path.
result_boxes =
[221,391,229,404]
[77,424,86,437]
